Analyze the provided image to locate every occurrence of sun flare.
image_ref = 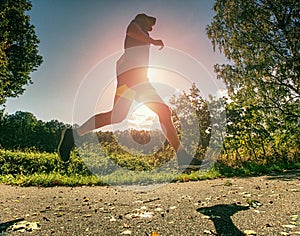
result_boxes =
[147,67,191,91]
[128,104,159,130]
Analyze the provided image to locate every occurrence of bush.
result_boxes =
[0,149,90,176]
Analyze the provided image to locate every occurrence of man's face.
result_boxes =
[145,17,156,32]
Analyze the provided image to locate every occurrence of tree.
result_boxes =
[170,84,211,158]
[207,0,299,117]
[0,111,67,152]
[0,0,42,113]
[0,111,38,149]
[207,0,299,161]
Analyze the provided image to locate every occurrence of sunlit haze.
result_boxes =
[5,0,226,128]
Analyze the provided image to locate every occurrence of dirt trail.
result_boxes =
[1,170,299,236]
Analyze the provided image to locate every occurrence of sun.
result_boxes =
[147,67,191,91]
[128,104,159,130]
[136,104,157,117]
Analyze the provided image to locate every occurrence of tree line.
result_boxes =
[0,0,298,166]
[0,84,212,155]
[0,111,67,152]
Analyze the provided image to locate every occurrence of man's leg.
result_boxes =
[137,84,202,171]
[58,85,134,162]
[144,101,180,151]
[77,95,132,136]
[144,98,202,171]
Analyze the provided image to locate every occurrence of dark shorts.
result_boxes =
[116,80,162,103]
[115,54,163,103]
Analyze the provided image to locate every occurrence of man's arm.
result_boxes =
[127,22,164,49]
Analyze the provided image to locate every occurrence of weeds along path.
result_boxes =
[0,170,299,235]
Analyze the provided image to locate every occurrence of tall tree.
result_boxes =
[207,0,299,118]
[170,84,211,158]
[0,111,67,152]
[0,0,42,113]
[207,0,299,161]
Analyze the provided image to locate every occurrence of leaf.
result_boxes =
[122,223,131,229]
[54,212,64,217]
[282,224,296,229]
[291,214,299,222]
[246,199,262,208]
[9,220,40,232]
[83,197,90,202]
[125,211,153,219]
[152,231,159,236]
[139,212,153,218]
[203,230,214,235]
[280,232,289,236]
[244,229,257,235]
[154,207,164,212]
[121,230,132,235]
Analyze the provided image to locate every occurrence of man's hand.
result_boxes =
[152,39,164,50]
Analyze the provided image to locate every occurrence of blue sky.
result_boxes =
[5,0,226,125]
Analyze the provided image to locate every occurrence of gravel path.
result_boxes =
[1,170,299,236]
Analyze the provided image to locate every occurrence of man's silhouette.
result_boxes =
[198,204,250,235]
[58,13,202,171]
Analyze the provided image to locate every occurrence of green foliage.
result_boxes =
[0,149,91,176]
[112,129,166,154]
[0,111,67,152]
[223,101,299,163]
[0,148,299,186]
[78,140,175,175]
[0,149,101,186]
[215,159,300,177]
[0,84,299,186]
[207,0,300,163]
[0,148,170,186]
[0,173,105,187]
[0,149,58,175]
[0,0,43,112]
[170,83,212,158]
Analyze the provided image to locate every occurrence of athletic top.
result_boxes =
[117,19,150,77]
[124,19,150,49]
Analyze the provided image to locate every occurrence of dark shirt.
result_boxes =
[116,19,150,78]
[124,19,150,49]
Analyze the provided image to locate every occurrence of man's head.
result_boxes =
[134,13,156,32]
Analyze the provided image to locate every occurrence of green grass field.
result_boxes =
[0,148,299,187]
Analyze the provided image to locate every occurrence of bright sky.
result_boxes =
[5,0,226,128]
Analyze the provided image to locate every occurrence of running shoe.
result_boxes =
[58,128,75,162]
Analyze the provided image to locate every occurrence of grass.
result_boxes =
[0,173,104,187]
[214,160,300,177]
[0,149,299,187]
[0,169,222,187]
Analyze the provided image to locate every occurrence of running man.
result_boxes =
[58,13,202,170]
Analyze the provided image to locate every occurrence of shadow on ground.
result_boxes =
[197,203,249,236]
[0,218,24,234]
[265,169,300,181]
